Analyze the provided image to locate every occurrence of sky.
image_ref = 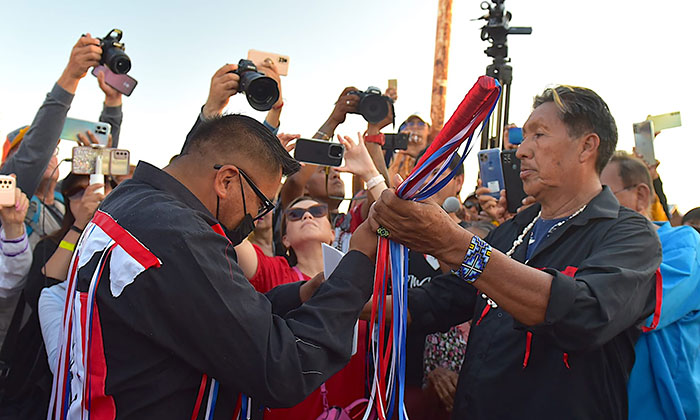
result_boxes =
[1,0,698,213]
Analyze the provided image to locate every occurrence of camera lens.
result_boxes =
[103,47,131,74]
[329,144,343,158]
[240,72,280,111]
[358,94,388,124]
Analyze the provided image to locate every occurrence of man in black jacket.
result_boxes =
[368,86,662,419]
[46,114,378,419]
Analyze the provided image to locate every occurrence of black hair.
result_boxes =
[533,85,617,174]
[45,172,90,244]
[182,114,300,176]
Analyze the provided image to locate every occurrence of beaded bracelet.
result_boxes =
[459,235,492,284]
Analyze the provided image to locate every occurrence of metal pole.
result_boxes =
[429,0,453,144]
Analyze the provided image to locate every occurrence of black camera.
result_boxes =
[98,29,131,74]
[234,59,280,111]
[348,87,393,124]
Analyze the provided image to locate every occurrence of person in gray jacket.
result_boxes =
[0,33,123,247]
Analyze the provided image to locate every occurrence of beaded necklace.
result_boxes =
[481,204,587,309]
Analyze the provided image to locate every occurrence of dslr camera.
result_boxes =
[98,29,131,74]
[348,87,393,124]
[234,59,280,111]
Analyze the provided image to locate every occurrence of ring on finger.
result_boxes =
[376,226,390,238]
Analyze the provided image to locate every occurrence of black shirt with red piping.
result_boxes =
[407,187,662,420]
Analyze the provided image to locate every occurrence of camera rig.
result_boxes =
[478,0,531,150]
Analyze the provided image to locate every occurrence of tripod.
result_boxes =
[478,0,531,150]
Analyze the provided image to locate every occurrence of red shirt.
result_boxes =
[248,244,368,420]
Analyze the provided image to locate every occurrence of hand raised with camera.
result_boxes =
[0,176,30,240]
[329,87,360,125]
[58,34,102,94]
[337,133,379,181]
[202,64,240,119]
[72,183,105,229]
[95,69,122,107]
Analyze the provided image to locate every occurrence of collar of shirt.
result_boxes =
[131,161,216,222]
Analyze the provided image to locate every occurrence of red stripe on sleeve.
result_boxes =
[91,211,161,270]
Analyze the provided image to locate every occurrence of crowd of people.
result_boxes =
[1,33,699,420]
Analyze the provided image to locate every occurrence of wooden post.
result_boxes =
[429,0,453,143]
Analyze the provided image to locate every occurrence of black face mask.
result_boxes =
[216,175,256,246]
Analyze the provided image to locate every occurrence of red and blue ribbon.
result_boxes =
[364,76,500,420]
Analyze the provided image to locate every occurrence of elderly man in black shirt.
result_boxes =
[368,86,662,419]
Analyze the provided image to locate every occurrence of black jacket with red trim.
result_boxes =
[67,162,374,419]
[407,187,662,420]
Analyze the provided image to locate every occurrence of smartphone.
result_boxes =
[647,111,681,132]
[294,138,344,167]
[477,148,504,199]
[0,175,16,206]
[507,127,523,145]
[92,65,138,96]
[633,120,656,166]
[71,147,130,176]
[501,150,528,214]
[382,133,409,151]
[61,118,111,146]
[247,49,289,76]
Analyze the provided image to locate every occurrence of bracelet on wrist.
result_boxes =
[365,174,385,190]
[70,225,84,234]
[272,101,284,110]
[59,240,76,253]
[364,133,385,146]
[315,130,332,140]
[459,235,492,284]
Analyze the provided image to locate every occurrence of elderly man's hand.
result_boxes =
[349,220,378,261]
[368,188,470,266]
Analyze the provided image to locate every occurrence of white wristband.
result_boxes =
[365,174,385,190]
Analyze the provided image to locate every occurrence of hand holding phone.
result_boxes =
[0,175,16,207]
[61,118,111,146]
[633,121,656,166]
[477,148,504,199]
[92,65,138,96]
[500,150,528,213]
[71,147,130,176]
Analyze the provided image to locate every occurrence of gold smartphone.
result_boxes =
[71,147,130,176]
[646,111,681,132]
[247,49,290,76]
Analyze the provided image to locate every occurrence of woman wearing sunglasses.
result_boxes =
[234,196,368,419]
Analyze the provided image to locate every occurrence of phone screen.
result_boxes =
[92,65,138,96]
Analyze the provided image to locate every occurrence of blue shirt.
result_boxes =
[526,217,567,261]
[628,222,700,420]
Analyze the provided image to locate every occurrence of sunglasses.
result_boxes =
[213,164,275,221]
[399,120,426,132]
[285,204,329,222]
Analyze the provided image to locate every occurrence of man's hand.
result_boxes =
[76,131,112,148]
[95,69,122,107]
[299,272,324,302]
[73,183,106,229]
[366,100,394,135]
[0,177,30,240]
[329,87,360,125]
[202,64,240,119]
[632,146,660,180]
[337,133,379,181]
[277,133,300,153]
[349,221,378,261]
[426,367,459,412]
[368,187,470,265]
[57,34,102,94]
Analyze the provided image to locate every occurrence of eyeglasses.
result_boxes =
[285,204,329,221]
[612,184,638,195]
[464,201,478,210]
[53,146,60,157]
[399,120,426,132]
[213,164,275,221]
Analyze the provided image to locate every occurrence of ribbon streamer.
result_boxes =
[363,76,500,420]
